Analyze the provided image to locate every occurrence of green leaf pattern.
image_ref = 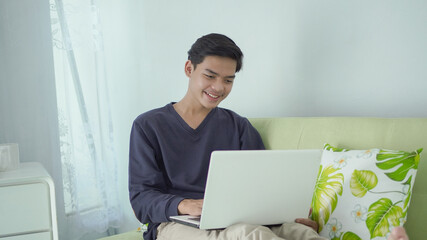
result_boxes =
[324,143,349,152]
[315,145,422,240]
[341,231,362,240]
[376,148,422,181]
[311,165,344,232]
[350,170,378,198]
[403,176,413,210]
[366,198,403,238]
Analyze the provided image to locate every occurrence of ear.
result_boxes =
[184,60,194,78]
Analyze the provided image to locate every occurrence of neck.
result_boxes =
[173,98,213,129]
[174,95,212,117]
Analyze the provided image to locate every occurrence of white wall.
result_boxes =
[104,0,427,120]
[291,1,427,117]
[99,0,427,232]
[0,0,67,238]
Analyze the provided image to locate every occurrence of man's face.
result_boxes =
[185,56,237,110]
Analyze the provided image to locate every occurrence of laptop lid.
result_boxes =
[198,149,322,230]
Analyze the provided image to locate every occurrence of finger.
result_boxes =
[295,218,312,226]
[295,218,318,232]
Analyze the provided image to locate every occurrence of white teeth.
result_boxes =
[207,92,219,98]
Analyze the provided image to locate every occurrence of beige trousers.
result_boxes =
[156,222,328,240]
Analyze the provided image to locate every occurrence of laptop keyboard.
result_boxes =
[189,217,201,221]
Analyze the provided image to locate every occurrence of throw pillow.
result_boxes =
[311,144,422,240]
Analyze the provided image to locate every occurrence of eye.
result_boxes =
[225,79,234,84]
[204,74,215,79]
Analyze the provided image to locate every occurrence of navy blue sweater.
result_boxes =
[129,103,265,239]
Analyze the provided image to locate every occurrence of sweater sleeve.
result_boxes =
[239,118,266,150]
[128,121,184,224]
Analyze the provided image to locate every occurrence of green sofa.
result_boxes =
[250,117,426,240]
[101,117,427,240]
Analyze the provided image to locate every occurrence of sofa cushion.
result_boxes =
[311,143,422,240]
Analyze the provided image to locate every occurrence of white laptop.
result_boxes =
[170,149,322,230]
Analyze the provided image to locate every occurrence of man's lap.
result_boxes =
[156,222,327,240]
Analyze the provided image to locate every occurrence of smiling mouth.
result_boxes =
[205,91,220,99]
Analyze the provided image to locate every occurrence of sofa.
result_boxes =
[101,117,427,240]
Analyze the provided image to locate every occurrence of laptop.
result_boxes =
[170,149,322,230]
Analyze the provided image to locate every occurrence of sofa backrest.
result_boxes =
[249,117,427,239]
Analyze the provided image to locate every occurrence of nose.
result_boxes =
[211,79,225,92]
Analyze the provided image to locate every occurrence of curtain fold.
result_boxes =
[50,0,122,238]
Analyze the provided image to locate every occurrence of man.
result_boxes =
[388,227,409,240]
[129,33,328,240]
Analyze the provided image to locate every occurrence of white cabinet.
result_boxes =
[0,162,58,240]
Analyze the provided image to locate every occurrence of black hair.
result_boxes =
[187,33,243,72]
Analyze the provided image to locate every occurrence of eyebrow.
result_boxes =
[205,69,235,79]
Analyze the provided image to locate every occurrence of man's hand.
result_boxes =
[295,218,318,232]
[177,199,203,216]
[295,208,318,232]
[387,226,409,240]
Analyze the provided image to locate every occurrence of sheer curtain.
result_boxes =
[50,0,122,238]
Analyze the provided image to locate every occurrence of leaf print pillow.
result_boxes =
[310,144,422,240]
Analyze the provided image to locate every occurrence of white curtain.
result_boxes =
[50,0,122,238]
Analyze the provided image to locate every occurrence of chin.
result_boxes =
[203,101,221,109]
[201,97,222,108]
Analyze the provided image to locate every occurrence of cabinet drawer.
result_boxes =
[0,183,51,236]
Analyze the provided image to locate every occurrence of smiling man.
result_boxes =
[129,33,325,240]
[173,54,236,130]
